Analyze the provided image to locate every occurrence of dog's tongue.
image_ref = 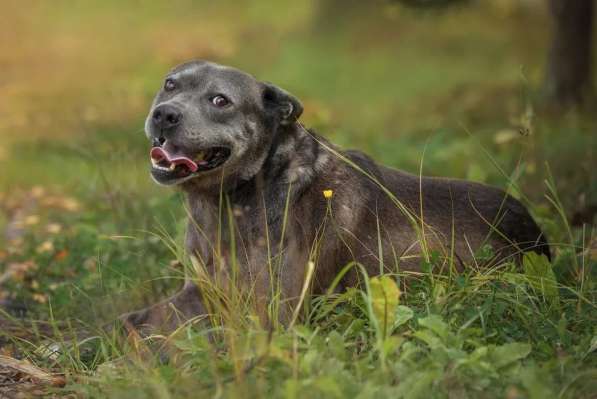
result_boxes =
[150,147,198,172]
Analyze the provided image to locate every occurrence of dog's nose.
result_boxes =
[152,104,182,130]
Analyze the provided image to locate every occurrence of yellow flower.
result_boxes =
[323,189,333,199]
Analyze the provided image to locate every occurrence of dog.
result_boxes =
[121,60,550,333]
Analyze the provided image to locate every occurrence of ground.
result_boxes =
[0,1,595,398]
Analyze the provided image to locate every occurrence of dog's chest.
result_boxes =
[184,198,281,264]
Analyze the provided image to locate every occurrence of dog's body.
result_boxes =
[122,61,549,332]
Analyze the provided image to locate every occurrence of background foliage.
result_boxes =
[0,0,595,397]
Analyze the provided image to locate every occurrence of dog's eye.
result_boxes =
[164,79,176,92]
[210,95,230,108]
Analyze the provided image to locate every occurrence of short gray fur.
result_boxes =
[121,60,550,333]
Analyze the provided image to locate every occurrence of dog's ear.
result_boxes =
[261,82,303,125]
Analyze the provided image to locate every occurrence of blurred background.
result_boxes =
[0,0,595,320]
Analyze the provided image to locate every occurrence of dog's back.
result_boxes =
[301,146,550,280]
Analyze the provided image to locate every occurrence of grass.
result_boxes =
[0,1,596,398]
[1,120,594,399]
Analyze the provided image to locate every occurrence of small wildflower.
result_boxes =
[323,189,333,199]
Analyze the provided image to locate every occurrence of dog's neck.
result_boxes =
[184,123,331,225]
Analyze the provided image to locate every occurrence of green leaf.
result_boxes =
[489,342,532,368]
[369,275,401,338]
[417,314,449,342]
[523,252,559,306]
[413,329,443,349]
[585,335,597,359]
[393,305,414,331]
[380,336,404,358]
[395,369,442,399]
[327,330,346,360]
[519,366,556,399]
[314,375,343,398]
[172,334,209,354]
[415,314,464,349]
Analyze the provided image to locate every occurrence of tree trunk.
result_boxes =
[546,0,594,106]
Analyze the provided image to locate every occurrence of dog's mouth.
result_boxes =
[150,145,232,183]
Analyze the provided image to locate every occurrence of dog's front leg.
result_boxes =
[119,282,206,335]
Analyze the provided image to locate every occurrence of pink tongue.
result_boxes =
[150,147,198,172]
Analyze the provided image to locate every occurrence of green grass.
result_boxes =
[0,1,596,398]
[1,117,595,398]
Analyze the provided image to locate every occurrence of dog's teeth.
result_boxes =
[151,158,158,166]
[169,164,176,171]
[195,151,205,161]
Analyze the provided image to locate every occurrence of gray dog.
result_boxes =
[121,60,550,332]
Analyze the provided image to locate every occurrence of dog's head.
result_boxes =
[144,60,303,189]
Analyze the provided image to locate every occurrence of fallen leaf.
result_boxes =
[32,293,48,304]
[41,196,81,212]
[0,261,37,284]
[30,186,45,198]
[24,215,40,226]
[36,241,54,254]
[45,223,62,234]
[0,355,65,387]
[8,237,24,249]
[61,197,81,212]
[54,249,69,261]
